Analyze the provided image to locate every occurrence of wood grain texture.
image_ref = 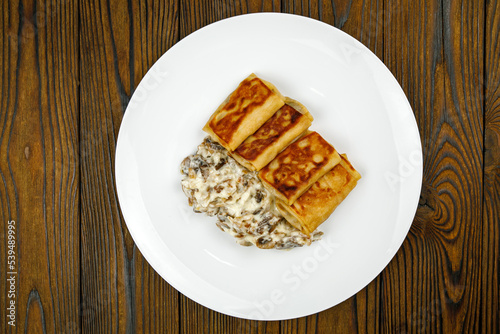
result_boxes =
[177,3,282,333]
[484,0,500,332]
[282,0,383,57]
[382,0,446,330]
[383,0,485,333]
[133,247,179,334]
[80,0,178,333]
[180,0,280,39]
[1,0,498,333]
[280,1,383,333]
[382,1,448,329]
[0,0,79,333]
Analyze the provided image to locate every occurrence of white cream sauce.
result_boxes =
[180,137,322,249]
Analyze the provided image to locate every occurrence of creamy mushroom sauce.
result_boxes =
[180,137,323,249]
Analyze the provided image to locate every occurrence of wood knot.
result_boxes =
[413,182,441,234]
[418,183,438,214]
[485,127,499,171]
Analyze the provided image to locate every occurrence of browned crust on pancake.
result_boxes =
[203,74,284,151]
[232,98,313,170]
[236,104,304,161]
[258,131,341,205]
[276,154,361,234]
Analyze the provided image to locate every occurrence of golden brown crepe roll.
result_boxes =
[259,131,341,205]
[276,154,361,235]
[231,97,313,171]
[203,74,285,151]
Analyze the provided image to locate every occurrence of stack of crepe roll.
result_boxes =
[203,74,361,235]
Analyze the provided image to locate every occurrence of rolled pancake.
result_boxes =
[203,73,285,151]
[258,131,341,205]
[276,154,361,235]
[231,97,313,171]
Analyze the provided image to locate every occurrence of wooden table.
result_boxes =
[1,0,499,333]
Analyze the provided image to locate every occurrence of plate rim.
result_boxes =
[115,12,423,320]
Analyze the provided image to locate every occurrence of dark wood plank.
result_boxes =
[280,1,383,333]
[180,297,280,333]
[79,0,179,333]
[177,1,284,332]
[282,0,383,57]
[382,2,446,332]
[382,1,445,330]
[0,0,79,333]
[484,0,500,332]
[133,247,179,334]
[383,0,485,332]
[180,0,280,38]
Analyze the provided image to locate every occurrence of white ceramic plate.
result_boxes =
[115,13,422,320]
